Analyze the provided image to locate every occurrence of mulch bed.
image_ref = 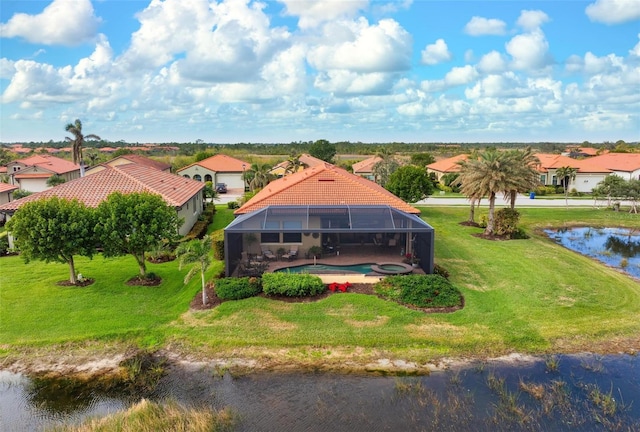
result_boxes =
[57,279,95,287]
[126,276,162,286]
[458,221,480,227]
[189,282,463,314]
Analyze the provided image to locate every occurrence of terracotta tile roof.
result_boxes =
[586,153,640,172]
[178,154,250,173]
[0,183,18,193]
[105,154,172,171]
[11,155,80,174]
[533,154,580,172]
[14,173,52,179]
[0,164,203,213]
[235,163,420,215]
[426,154,468,173]
[352,156,382,174]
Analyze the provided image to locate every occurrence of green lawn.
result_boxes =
[1,206,638,365]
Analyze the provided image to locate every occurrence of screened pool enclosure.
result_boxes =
[224,205,435,276]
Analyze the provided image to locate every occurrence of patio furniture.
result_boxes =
[261,247,277,261]
[281,245,299,261]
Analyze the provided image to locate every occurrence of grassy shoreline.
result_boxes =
[1,206,638,376]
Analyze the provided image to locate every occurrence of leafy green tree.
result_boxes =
[176,235,213,305]
[65,119,101,165]
[12,189,32,199]
[457,150,513,236]
[441,173,460,192]
[308,139,336,163]
[46,174,66,187]
[410,153,436,167]
[203,181,217,202]
[593,175,627,206]
[6,197,96,283]
[555,166,577,208]
[96,192,179,277]
[385,165,434,203]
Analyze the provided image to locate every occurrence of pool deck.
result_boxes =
[257,245,425,283]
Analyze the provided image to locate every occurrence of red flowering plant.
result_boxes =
[328,281,352,292]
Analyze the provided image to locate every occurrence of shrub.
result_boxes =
[433,263,450,279]
[227,201,239,209]
[374,274,462,308]
[211,229,225,260]
[183,220,208,241]
[0,232,9,255]
[494,208,520,237]
[215,277,262,300]
[262,273,325,297]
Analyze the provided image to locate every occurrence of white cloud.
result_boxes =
[630,34,640,56]
[464,16,507,36]
[506,29,552,71]
[516,10,550,31]
[420,39,452,65]
[477,51,507,74]
[0,59,16,80]
[308,18,412,73]
[585,0,640,24]
[279,0,368,29]
[444,65,478,86]
[0,0,101,46]
[314,70,394,95]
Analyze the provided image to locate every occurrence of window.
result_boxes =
[552,175,557,186]
[205,174,212,182]
[261,220,279,243]
[540,175,546,184]
[283,221,302,243]
[193,174,202,182]
[182,174,190,179]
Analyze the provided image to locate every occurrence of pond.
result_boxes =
[2,354,639,431]
[544,227,640,280]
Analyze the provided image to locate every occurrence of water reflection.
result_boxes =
[1,354,639,431]
[544,227,640,279]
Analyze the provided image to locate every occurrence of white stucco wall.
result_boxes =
[176,166,216,183]
[16,178,49,193]
[574,173,608,193]
[176,192,204,236]
[611,169,640,181]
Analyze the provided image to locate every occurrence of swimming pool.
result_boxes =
[275,262,414,275]
[275,263,376,274]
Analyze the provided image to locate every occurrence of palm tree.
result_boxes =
[65,119,101,165]
[457,150,513,236]
[284,153,308,175]
[555,166,578,208]
[503,147,540,209]
[176,235,213,306]
[247,162,274,191]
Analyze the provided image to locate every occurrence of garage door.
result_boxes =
[216,173,243,190]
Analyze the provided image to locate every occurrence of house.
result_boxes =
[176,154,250,192]
[426,154,468,181]
[352,156,382,181]
[0,164,205,237]
[5,155,81,193]
[535,153,640,193]
[224,163,435,276]
[0,183,18,224]
[85,154,172,175]
[269,153,326,177]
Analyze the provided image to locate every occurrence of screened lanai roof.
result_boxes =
[225,205,433,233]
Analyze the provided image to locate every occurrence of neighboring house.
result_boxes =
[269,153,325,177]
[224,163,435,276]
[0,183,18,223]
[85,154,172,175]
[535,153,640,193]
[426,154,468,181]
[0,164,205,237]
[352,156,382,181]
[177,154,250,192]
[5,155,81,193]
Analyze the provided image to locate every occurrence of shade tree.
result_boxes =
[385,165,434,203]
[6,197,97,284]
[95,192,180,277]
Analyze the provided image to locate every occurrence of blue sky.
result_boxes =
[1,0,639,144]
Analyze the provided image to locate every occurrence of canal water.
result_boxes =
[544,227,640,280]
[2,353,639,431]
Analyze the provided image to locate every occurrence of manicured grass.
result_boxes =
[1,206,639,364]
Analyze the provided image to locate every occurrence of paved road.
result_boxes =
[213,192,628,208]
[415,194,625,208]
